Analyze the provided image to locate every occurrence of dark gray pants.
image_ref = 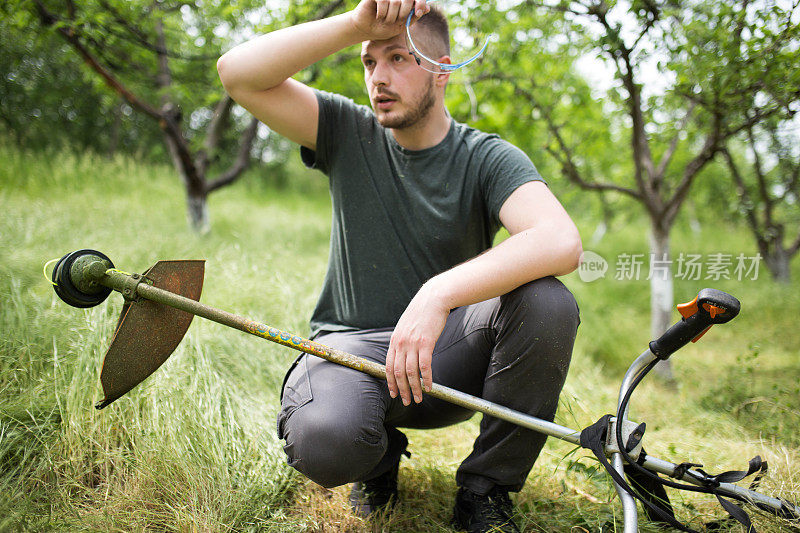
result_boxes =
[277,276,580,495]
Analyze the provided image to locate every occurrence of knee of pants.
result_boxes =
[494,276,581,380]
[280,403,387,488]
[502,276,581,334]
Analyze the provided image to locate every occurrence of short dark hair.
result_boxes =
[413,5,450,58]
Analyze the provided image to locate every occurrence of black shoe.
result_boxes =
[452,486,521,533]
[349,429,410,517]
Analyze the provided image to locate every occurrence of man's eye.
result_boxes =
[393,54,404,62]
[363,59,375,68]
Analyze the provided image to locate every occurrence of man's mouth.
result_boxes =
[374,95,397,110]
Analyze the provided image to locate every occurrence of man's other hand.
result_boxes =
[386,281,449,405]
[351,0,430,41]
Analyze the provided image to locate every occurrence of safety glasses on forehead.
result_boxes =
[404,2,490,74]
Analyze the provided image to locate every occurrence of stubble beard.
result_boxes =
[376,79,436,130]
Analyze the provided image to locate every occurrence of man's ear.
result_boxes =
[435,55,451,86]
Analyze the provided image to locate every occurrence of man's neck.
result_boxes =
[390,105,451,151]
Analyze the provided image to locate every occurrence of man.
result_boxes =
[217,1,581,531]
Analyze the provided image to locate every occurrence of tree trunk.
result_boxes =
[649,223,676,383]
[590,195,613,245]
[107,102,121,157]
[161,122,210,234]
[186,190,210,234]
[766,247,791,284]
[686,199,701,234]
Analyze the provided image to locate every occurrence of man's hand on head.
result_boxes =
[386,280,450,406]
[351,0,430,41]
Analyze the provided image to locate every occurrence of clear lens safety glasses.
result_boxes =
[405,2,492,74]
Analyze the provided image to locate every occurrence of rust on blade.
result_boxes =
[96,260,204,409]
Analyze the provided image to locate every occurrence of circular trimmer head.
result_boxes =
[52,249,114,308]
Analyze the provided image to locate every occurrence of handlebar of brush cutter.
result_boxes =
[648,288,740,360]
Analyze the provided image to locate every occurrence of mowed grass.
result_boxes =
[1,143,798,532]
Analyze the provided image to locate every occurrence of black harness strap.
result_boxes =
[716,494,756,532]
[709,455,766,486]
[579,415,765,533]
[624,450,675,524]
[579,415,698,532]
[702,457,767,533]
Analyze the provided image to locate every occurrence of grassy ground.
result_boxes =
[1,144,798,532]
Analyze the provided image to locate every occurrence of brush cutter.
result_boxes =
[49,249,800,532]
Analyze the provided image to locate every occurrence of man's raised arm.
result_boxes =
[216,0,429,149]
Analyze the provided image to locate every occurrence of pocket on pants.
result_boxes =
[276,354,313,440]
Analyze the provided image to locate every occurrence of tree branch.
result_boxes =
[97,0,219,61]
[722,147,766,250]
[784,158,800,201]
[746,124,775,229]
[81,28,153,75]
[663,122,720,226]
[629,0,661,51]
[313,0,346,20]
[476,73,643,201]
[591,1,657,201]
[522,89,642,200]
[206,117,260,193]
[196,95,235,176]
[654,102,696,178]
[724,100,798,139]
[544,145,642,197]
[33,0,162,122]
[154,19,173,94]
[154,16,202,191]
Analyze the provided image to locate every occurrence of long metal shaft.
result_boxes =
[641,454,795,514]
[89,262,582,445]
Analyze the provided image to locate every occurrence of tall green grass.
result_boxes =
[1,143,798,531]
[0,145,329,531]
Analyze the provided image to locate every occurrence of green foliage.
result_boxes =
[722,114,800,281]
[4,0,798,234]
[1,0,355,171]
[446,3,636,222]
[0,12,162,155]
[437,0,800,237]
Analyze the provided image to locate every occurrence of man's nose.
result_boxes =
[371,59,391,86]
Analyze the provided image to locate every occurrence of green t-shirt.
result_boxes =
[301,90,544,337]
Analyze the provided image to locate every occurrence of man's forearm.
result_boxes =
[426,224,582,311]
[217,13,364,93]
[385,223,581,405]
